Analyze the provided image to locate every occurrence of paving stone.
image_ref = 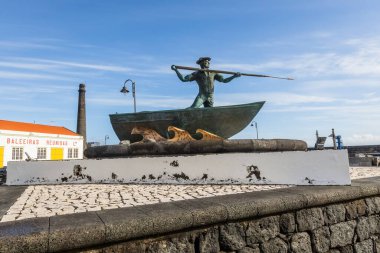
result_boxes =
[324,203,346,225]
[326,250,340,253]
[0,214,17,222]
[87,206,102,211]
[246,215,280,245]
[365,197,380,214]
[261,237,287,253]
[374,239,380,253]
[145,238,194,253]
[369,215,380,234]
[219,222,246,251]
[237,246,260,253]
[18,214,36,219]
[356,217,371,241]
[291,232,312,253]
[0,168,377,223]
[7,209,21,215]
[296,207,324,232]
[345,199,367,220]
[354,239,373,253]
[311,226,330,253]
[340,245,354,253]
[330,220,356,248]
[279,213,295,233]
[198,226,220,253]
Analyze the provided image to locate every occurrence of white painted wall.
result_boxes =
[0,129,83,168]
[6,150,351,185]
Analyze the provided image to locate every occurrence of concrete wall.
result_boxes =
[347,145,380,157]
[1,177,380,252]
[6,150,350,185]
[349,157,374,167]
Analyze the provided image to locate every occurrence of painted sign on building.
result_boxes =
[0,120,84,169]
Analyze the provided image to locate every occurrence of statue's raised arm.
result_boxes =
[171,65,195,82]
[214,72,241,83]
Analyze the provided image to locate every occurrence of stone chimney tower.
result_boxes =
[77,83,87,149]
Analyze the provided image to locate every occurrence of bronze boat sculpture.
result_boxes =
[110,57,294,143]
[110,101,265,143]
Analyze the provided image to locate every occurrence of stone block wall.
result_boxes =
[84,196,380,253]
[2,177,380,253]
[349,157,374,167]
[347,145,380,157]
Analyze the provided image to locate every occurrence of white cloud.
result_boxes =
[0,40,59,50]
[214,63,263,72]
[1,57,173,77]
[0,83,72,95]
[0,70,72,81]
[266,104,380,115]
[0,61,54,70]
[301,79,380,90]
[0,57,138,82]
[345,134,380,146]
[217,92,335,106]
[0,104,57,113]
[20,58,135,73]
[88,95,193,109]
[0,58,110,81]
[294,38,380,77]
[217,37,380,79]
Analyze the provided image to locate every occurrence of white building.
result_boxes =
[0,120,83,169]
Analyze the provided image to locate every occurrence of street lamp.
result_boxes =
[121,79,136,113]
[250,121,259,139]
[104,135,109,145]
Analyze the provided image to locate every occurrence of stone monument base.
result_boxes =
[6,149,350,185]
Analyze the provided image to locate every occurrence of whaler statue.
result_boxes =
[109,57,293,143]
[171,57,241,108]
[171,57,292,108]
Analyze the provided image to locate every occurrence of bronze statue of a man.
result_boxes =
[171,57,241,108]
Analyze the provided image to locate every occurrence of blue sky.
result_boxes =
[1,1,380,146]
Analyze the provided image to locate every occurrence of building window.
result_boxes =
[74,148,79,158]
[12,147,23,160]
[68,148,79,159]
[37,148,47,159]
[68,148,73,158]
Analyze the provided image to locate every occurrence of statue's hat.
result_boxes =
[196,57,211,65]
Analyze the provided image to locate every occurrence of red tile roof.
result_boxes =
[0,120,79,136]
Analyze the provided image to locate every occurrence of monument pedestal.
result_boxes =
[6,149,350,185]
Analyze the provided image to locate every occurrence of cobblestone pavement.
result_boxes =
[1,167,378,222]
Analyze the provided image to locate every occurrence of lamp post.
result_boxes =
[121,79,136,113]
[104,135,109,145]
[251,121,259,139]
